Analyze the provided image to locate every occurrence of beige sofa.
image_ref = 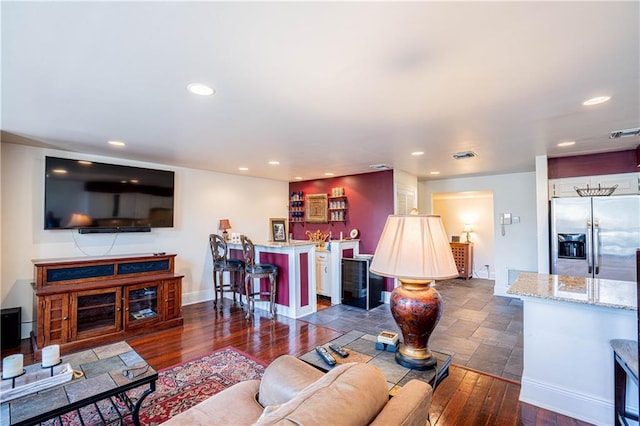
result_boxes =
[161,354,433,425]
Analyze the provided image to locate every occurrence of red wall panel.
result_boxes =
[547,149,637,179]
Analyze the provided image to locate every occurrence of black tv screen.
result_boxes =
[44,156,175,231]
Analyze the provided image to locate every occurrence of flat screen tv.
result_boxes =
[44,156,175,233]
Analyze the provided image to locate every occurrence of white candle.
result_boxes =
[340,232,343,240]
[42,344,60,367]
[2,354,24,379]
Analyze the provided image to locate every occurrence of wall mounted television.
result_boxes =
[44,156,175,233]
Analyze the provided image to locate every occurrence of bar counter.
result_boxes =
[228,240,317,319]
[508,272,637,425]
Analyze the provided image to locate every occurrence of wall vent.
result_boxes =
[369,164,392,170]
[452,151,477,160]
[609,127,640,139]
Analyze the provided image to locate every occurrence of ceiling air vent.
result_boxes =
[369,164,392,170]
[452,151,477,160]
[609,127,640,139]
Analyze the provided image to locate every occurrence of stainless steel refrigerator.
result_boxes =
[550,195,640,281]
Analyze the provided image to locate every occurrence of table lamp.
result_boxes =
[370,214,458,369]
[463,223,473,243]
[219,219,232,241]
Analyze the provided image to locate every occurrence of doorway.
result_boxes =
[432,191,495,279]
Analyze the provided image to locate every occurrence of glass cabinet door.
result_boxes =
[72,288,122,340]
[124,283,159,328]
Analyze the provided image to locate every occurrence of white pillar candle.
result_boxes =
[42,344,60,367]
[340,232,343,240]
[2,354,24,379]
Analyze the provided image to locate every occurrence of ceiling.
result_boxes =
[2,1,639,182]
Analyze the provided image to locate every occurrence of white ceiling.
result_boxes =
[2,1,639,182]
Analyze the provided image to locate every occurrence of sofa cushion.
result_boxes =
[371,379,433,426]
[258,355,324,407]
[254,362,389,426]
[161,380,263,426]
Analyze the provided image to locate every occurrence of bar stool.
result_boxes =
[209,234,244,310]
[611,339,639,425]
[240,235,278,319]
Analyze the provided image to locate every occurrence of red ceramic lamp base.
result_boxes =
[390,280,443,370]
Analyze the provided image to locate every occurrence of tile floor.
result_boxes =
[301,278,524,382]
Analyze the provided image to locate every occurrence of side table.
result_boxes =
[299,330,452,395]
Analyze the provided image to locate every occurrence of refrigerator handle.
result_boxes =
[593,220,599,275]
[586,220,593,274]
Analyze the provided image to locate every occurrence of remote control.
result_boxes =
[315,346,337,366]
[329,344,349,358]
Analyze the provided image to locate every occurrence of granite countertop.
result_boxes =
[507,272,637,310]
[228,240,316,248]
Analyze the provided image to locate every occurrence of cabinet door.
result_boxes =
[548,177,590,198]
[161,278,182,321]
[593,173,640,195]
[41,294,70,347]
[124,282,160,329]
[315,253,331,296]
[71,287,122,340]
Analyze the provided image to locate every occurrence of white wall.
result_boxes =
[419,172,538,296]
[1,143,289,338]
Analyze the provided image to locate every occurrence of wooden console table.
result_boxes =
[450,242,473,279]
[32,253,183,356]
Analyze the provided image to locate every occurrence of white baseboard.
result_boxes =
[520,376,612,425]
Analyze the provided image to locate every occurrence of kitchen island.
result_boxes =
[229,240,316,319]
[508,272,637,425]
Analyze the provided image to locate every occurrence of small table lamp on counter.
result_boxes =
[463,224,473,243]
[219,219,232,241]
[370,214,458,370]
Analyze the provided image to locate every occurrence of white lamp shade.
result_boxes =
[370,214,458,280]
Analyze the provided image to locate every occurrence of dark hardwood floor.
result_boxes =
[4,300,591,425]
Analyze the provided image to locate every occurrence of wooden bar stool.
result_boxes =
[209,234,244,310]
[240,235,278,319]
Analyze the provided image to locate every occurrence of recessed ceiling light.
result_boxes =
[187,83,215,96]
[238,167,249,171]
[582,96,611,106]
[77,160,92,165]
[411,151,424,156]
[430,171,440,175]
[557,141,576,147]
[269,161,280,165]
[294,176,303,180]
[130,179,139,184]
[52,169,67,174]
[108,140,126,147]
[324,172,335,176]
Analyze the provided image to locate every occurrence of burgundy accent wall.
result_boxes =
[259,252,289,306]
[289,170,394,255]
[300,253,309,307]
[548,150,637,179]
[636,145,640,167]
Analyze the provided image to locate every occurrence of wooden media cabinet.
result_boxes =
[32,253,183,355]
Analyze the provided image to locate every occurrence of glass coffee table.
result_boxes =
[299,330,452,396]
[1,341,156,426]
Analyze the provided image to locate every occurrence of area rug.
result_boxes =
[47,347,266,425]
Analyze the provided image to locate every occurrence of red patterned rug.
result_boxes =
[139,347,266,424]
[45,347,266,425]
